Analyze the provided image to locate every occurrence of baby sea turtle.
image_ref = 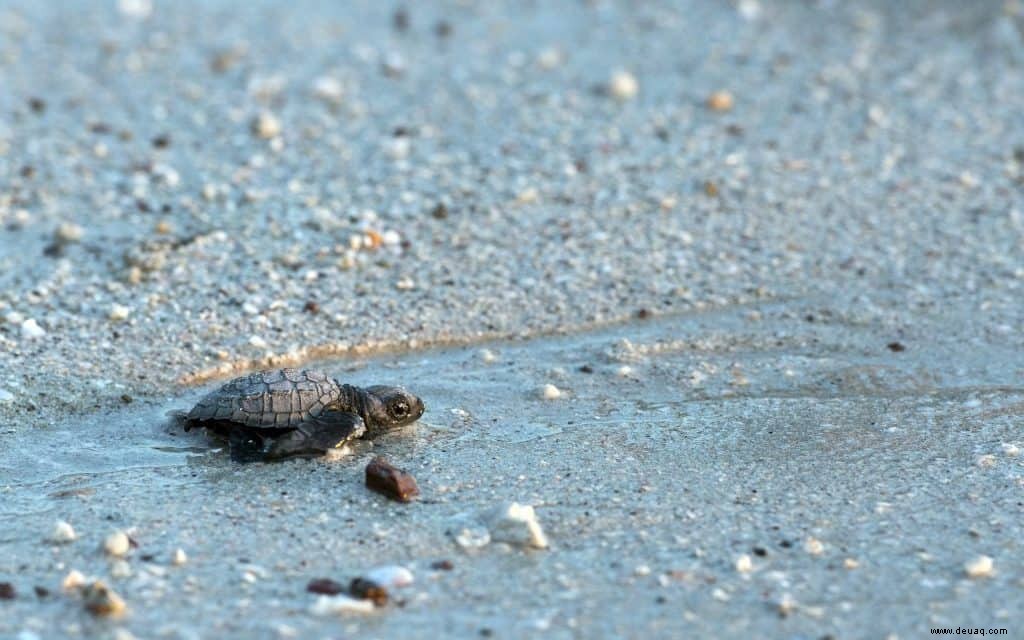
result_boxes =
[182,368,424,462]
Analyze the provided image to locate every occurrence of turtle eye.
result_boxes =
[391,401,410,418]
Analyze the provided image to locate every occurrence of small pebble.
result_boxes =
[430,560,454,571]
[82,581,127,617]
[843,558,859,569]
[537,47,563,70]
[348,578,388,606]
[172,548,187,566]
[252,112,282,139]
[804,537,824,556]
[364,565,414,588]
[964,555,994,578]
[104,531,131,557]
[108,305,131,322]
[1001,443,1020,457]
[21,318,46,340]
[777,593,798,617]
[484,502,549,549]
[312,76,344,104]
[608,70,639,101]
[62,570,87,591]
[309,594,376,616]
[55,222,84,243]
[0,582,15,599]
[307,578,345,596]
[706,90,734,112]
[365,456,420,502]
[735,554,753,573]
[540,384,562,400]
[51,520,77,543]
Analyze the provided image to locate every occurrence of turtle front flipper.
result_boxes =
[261,410,367,460]
[229,428,268,463]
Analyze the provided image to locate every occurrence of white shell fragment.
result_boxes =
[964,555,994,578]
[484,502,549,549]
[310,594,376,616]
[172,548,188,566]
[608,70,639,101]
[104,530,131,557]
[540,384,562,400]
[51,520,77,543]
[62,569,88,591]
[735,554,754,573]
[364,565,414,589]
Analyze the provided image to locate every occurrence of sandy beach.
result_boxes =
[1,1,1023,637]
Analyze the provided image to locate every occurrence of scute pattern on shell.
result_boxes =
[187,368,342,428]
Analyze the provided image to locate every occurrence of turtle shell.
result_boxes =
[187,368,343,429]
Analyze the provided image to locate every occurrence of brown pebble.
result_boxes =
[704,180,719,197]
[28,97,46,113]
[578,365,594,374]
[349,578,389,606]
[430,203,449,219]
[706,90,734,112]
[887,341,906,352]
[635,308,651,319]
[430,559,454,571]
[0,582,15,599]
[120,394,133,404]
[152,134,170,149]
[365,456,420,502]
[307,578,345,595]
[34,585,49,598]
[303,300,320,314]
[82,581,126,617]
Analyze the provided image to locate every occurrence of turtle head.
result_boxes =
[361,385,425,434]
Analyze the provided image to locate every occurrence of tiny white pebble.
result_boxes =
[540,383,562,400]
[62,569,87,591]
[108,304,131,322]
[21,318,46,339]
[964,555,994,578]
[634,564,651,577]
[735,554,753,573]
[977,454,997,468]
[381,230,401,246]
[537,47,563,69]
[51,520,77,543]
[804,537,824,556]
[55,222,84,243]
[777,593,798,616]
[364,565,414,588]
[311,76,344,104]
[1001,443,1020,457]
[252,112,281,139]
[104,531,131,557]
[608,70,639,100]
[172,548,187,566]
[395,277,416,291]
[617,365,633,377]
[843,558,860,569]
[484,502,549,549]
